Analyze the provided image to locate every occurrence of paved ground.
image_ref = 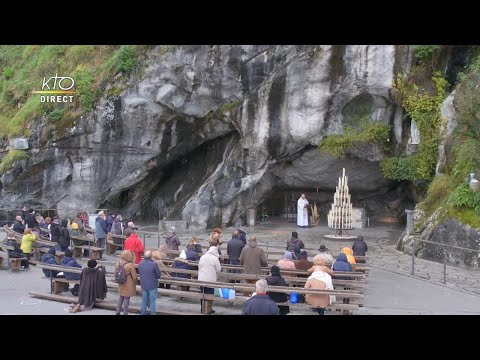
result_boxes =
[1,218,479,315]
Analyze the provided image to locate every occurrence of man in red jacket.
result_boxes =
[124,232,145,264]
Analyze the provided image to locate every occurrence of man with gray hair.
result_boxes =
[242,279,279,315]
[165,226,180,259]
[12,215,25,234]
[138,250,161,315]
[124,221,135,238]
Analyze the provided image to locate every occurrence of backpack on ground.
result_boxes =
[115,263,128,284]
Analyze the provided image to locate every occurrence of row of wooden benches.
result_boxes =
[36,263,363,314]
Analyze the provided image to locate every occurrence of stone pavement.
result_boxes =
[1,219,479,315]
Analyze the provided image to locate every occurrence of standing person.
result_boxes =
[237,228,247,245]
[286,231,305,260]
[25,209,38,230]
[227,229,245,266]
[21,206,28,222]
[198,246,221,314]
[265,266,289,315]
[106,213,116,233]
[113,215,124,235]
[186,237,202,260]
[165,226,180,259]
[352,236,368,262]
[116,250,138,315]
[239,236,268,295]
[208,228,224,255]
[50,217,61,243]
[242,279,279,315]
[123,222,135,238]
[317,245,335,267]
[58,219,71,252]
[138,250,161,315]
[95,211,108,249]
[12,215,25,234]
[277,251,296,270]
[297,193,309,227]
[20,228,36,270]
[124,231,145,264]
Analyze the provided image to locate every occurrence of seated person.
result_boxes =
[60,248,82,296]
[12,215,25,234]
[41,247,60,277]
[277,251,296,270]
[293,250,313,271]
[341,247,357,264]
[317,245,334,267]
[308,255,334,276]
[332,253,353,281]
[265,266,289,315]
[352,236,368,262]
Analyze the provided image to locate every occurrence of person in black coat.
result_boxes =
[265,266,289,315]
[58,219,70,251]
[76,260,107,311]
[50,217,61,243]
[12,216,25,234]
[237,228,247,245]
[352,236,368,262]
[227,230,245,266]
[25,209,38,230]
[242,279,279,315]
[172,250,192,279]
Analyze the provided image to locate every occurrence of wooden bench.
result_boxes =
[36,264,82,294]
[9,257,28,271]
[107,235,126,254]
[73,245,104,260]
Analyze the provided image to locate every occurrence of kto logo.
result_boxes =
[32,74,75,103]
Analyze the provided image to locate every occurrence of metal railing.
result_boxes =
[411,236,480,284]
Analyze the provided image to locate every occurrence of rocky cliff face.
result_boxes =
[0,45,416,228]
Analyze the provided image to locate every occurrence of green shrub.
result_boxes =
[320,120,391,159]
[418,175,450,213]
[48,108,65,122]
[0,149,28,175]
[75,70,95,111]
[3,67,14,79]
[414,45,442,63]
[115,45,136,74]
[382,72,447,180]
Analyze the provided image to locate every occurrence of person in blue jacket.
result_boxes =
[61,248,82,296]
[41,246,59,277]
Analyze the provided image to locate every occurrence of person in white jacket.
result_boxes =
[198,246,221,314]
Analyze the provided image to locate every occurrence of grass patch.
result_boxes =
[0,149,28,175]
[0,45,149,139]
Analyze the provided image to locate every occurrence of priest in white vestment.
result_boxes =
[297,193,309,227]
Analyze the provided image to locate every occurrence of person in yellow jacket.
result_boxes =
[20,228,37,269]
[341,247,356,264]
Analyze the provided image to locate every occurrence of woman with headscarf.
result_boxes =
[277,251,296,270]
[304,268,335,315]
[115,250,138,315]
[265,265,290,315]
[341,247,357,264]
[332,253,353,282]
